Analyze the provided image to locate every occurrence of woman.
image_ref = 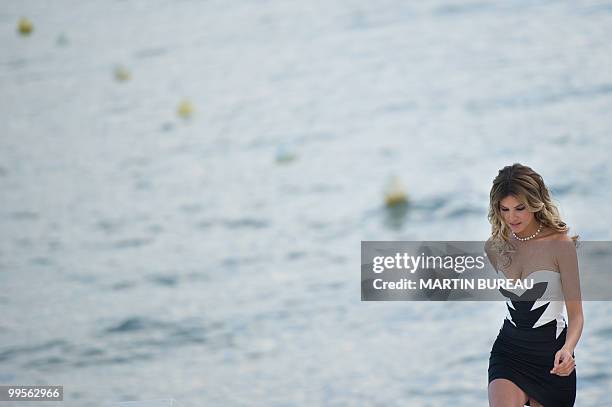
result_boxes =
[484,163,584,407]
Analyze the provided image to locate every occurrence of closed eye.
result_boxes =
[501,207,525,212]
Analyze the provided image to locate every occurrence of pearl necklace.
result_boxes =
[512,223,543,241]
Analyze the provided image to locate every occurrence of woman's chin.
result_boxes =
[510,225,524,233]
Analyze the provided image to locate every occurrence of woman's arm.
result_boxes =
[484,237,499,273]
[556,238,584,354]
[563,300,584,354]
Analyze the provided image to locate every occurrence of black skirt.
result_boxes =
[489,319,576,406]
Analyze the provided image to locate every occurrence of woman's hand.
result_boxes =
[550,347,576,376]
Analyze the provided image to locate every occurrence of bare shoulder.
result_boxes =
[549,231,572,242]
[549,231,577,263]
[484,237,493,254]
[537,226,571,242]
[484,236,503,252]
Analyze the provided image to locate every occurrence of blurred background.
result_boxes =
[1,0,611,405]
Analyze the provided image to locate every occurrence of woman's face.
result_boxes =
[499,195,535,235]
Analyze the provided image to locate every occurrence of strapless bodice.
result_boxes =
[499,270,567,339]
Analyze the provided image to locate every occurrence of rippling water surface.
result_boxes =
[1,1,611,405]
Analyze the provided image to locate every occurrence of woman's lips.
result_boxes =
[510,222,521,227]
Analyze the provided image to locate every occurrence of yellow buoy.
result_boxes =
[384,176,409,207]
[114,66,131,82]
[177,99,194,119]
[18,18,33,36]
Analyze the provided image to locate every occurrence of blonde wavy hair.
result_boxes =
[487,163,578,244]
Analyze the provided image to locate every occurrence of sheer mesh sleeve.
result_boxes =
[484,238,500,274]
[554,240,582,301]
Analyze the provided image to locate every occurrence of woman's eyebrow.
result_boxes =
[500,203,524,209]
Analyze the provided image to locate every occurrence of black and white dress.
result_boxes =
[488,270,576,406]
